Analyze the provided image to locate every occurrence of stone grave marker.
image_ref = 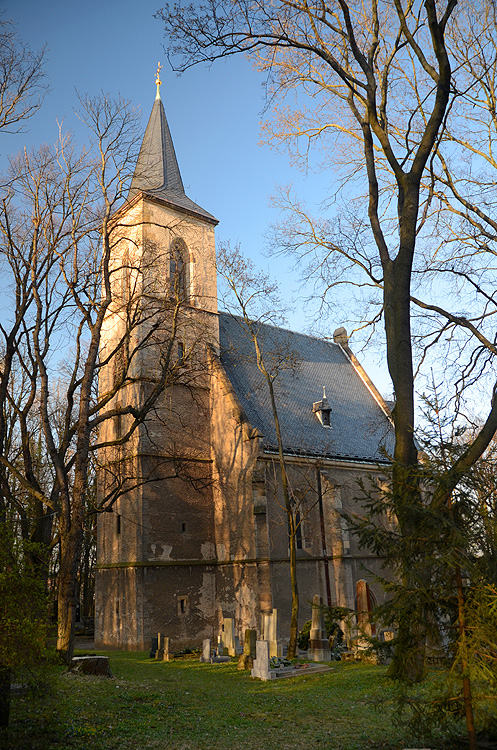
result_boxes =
[262,609,282,657]
[251,640,272,680]
[200,638,212,663]
[156,632,165,660]
[149,635,158,658]
[309,594,331,662]
[238,628,257,670]
[217,633,227,656]
[223,617,236,657]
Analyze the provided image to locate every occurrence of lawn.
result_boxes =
[2,651,461,750]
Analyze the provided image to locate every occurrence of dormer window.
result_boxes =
[313,387,332,427]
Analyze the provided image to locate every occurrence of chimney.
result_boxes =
[333,327,349,346]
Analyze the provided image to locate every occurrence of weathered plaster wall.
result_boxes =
[209,352,264,639]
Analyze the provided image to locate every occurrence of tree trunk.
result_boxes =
[288,528,299,659]
[56,567,76,663]
[0,667,11,727]
[383,200,427,682]
[455,562,478,749]
[56,523,82,663]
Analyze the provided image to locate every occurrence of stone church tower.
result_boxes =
[95,78,395,652]
[95,77,222,649]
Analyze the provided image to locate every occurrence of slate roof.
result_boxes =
[129,95,217,224]
[219,313,394,463]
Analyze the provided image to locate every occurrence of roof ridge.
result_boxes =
[218,311,340,348]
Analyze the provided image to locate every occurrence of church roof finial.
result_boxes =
[155,62,162,100]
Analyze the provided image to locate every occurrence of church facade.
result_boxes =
[94,81,395,651]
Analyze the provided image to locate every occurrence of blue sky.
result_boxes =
[1,0,391,396]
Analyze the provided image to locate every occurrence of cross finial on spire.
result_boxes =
[323,386,327,399]
[155,62,163,99]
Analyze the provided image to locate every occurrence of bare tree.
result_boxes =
[0,16,46,134]
[0,90,213,662]
[217,242,314,658]
[0,20,48,724]
[158,1,497,691]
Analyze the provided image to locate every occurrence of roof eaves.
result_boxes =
[140,190,219,226]
[262,445,392,464]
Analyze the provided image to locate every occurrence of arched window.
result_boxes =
[170,238,188,300]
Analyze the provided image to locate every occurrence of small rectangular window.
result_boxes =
[178,342,185,367]
[181,522,186,533]
[116,514,121,535]
[115,401,122,439]
[177,596,189,616]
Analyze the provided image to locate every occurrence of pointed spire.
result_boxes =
[128,74,217,224]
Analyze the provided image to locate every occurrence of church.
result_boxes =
[94,75,395,651]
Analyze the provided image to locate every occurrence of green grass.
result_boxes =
[2,651,460,750]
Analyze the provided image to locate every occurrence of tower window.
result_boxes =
[115,401,122,439]
[181,522,186,533]
[170,239,187,300]
[116,514,121,535]
[177,596,189,616]
[113,348,125,388]
[178,342,185,367]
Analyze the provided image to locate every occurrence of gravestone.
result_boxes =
[149,636,158,658]
[217,633,226,656]
[200,638,212,663]
[250,641,298,680]
[251,640,272,680]
[238,628,257,670]
[262,609,282,657]
[309,594,331,662]
[163,636,171,661]
[223,617,237,657]
[155,632,165,660]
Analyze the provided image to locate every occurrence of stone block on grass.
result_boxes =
[69,656,112,677]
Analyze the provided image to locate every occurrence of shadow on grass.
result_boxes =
[1,651,461,750]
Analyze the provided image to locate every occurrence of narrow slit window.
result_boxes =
[170,239,187,300]
[177,596,189,616]
[178,342,185,367]
[115,401,122,439]
[116,514,121,535]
